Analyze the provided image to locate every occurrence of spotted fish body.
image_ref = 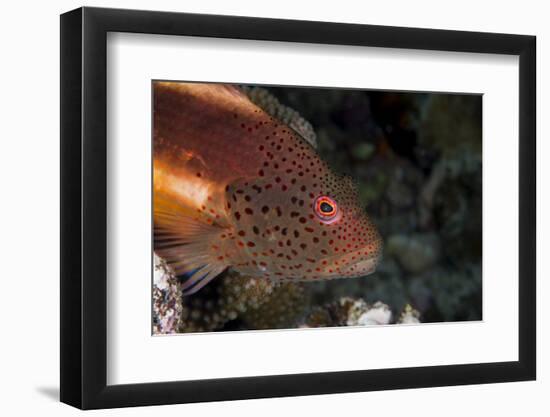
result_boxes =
[154,81,382,294]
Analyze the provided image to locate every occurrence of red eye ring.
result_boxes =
[314,196,338,221]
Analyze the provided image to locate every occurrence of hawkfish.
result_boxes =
[154,81,382,295]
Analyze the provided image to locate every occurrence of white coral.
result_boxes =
[397,304,421,324]
[153,254,182,334]
[346,300,392,326]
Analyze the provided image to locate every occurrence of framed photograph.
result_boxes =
[60,6,536,409]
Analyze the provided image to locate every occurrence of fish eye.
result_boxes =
[314,196,338,221]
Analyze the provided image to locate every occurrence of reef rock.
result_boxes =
[153,255,183,334]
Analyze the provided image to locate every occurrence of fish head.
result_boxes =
[224,153,382,281]
[305,171,383,279]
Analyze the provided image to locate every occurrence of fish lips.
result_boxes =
[325,249,382,279]
[343,255,380,277]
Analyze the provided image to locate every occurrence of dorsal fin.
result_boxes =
[241,86,318,149]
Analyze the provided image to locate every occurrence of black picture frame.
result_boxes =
[60,6,536,410]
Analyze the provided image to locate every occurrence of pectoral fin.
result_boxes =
[154,194,229,295]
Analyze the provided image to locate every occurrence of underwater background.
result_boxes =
[153,85,482,333]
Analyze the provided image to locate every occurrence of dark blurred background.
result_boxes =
[263,86,482,323]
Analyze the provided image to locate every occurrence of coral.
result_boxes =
[348,300,393,326]
[177,270,276,333]
[398,304,421,324]
[241,86,317,148]
[152,255,183,334]
[240,282,309,330]
[175,268,309,333]
[304,297,419,328]
[154,251,422,334]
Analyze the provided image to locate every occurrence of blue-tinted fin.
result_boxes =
[181,264,228,296]
[154,194,229,295]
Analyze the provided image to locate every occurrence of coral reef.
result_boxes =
[304,299,394,328]
[398,304,422,324]
[153,255,182,334]
[240,282,309,330]
[177,271,275,333]
[172,267,309,333]
[242,86,317,148]
[154,255,421,333]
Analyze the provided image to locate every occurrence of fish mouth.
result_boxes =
[342,256,380,277]
[339,254,380,278]
[322,245,382,279]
